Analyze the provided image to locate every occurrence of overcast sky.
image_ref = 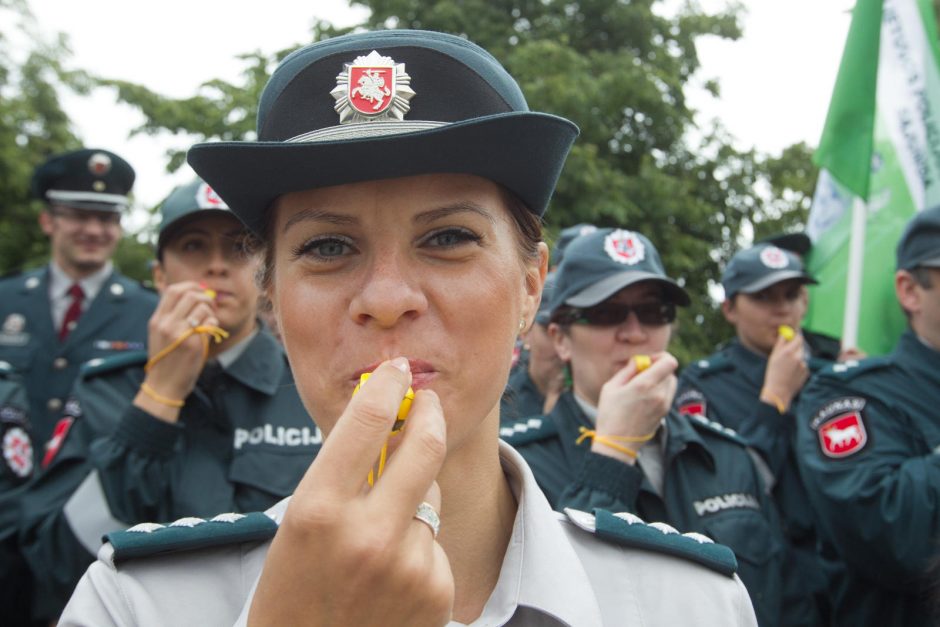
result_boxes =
[19,0,851,222]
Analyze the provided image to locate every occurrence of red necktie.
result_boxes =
[59,283,85,342]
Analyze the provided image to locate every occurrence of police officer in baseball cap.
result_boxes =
[504,227,786,626]
[62,31,757,626]
[19,177,319,622]
[677,242,835,625]
[796,205,940,627]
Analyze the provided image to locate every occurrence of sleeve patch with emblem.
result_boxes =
[810,396,868,458]
[675,388,707,417]
[3,424,33,478]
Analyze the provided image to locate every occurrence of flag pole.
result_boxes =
[842,195,867,349]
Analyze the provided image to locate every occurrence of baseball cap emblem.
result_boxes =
[87,152,112,175]
[604,229,646,265]
[759,246,789,269]
[195,182,229,210]
[331,50,416,123]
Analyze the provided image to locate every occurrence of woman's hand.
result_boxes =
[761,332,809,412]
[247,358,455,627]
[133,281,218,422]
[593,352,678,464]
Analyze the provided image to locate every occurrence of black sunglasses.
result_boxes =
[564,301,677,327]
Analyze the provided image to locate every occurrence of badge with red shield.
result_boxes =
[604,229,646,266]
[196,182,229,210]
[759,246,789,269]
[331,50,415,125]
[818,411,868,458]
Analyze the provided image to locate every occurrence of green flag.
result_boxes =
[806,0,940,355]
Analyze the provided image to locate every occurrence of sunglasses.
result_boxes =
[564,302,676,327]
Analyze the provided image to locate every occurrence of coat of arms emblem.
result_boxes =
[331,50,416,124]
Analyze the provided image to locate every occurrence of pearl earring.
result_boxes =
[519,318,526,331]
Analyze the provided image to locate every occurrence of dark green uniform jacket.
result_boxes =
[677,339,831,626]
[0,267,157,456]
[0,364,36,626]
[504,391,785,627]
[500,365,545,425]
[796,331,940,627]
[18,329,321,620]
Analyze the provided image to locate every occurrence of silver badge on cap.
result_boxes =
[331,50,415,124]
[604,229,646,266]
[88,152,112,176]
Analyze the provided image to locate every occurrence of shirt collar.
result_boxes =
[49,260,113,302]
[221,328,284,395]
[460,442,602,626]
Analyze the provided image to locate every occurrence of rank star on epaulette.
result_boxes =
[331,50,416,124]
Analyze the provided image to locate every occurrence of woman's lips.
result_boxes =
[351,359,438,390]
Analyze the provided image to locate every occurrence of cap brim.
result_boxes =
[737,270,818,295]
[188,112,578,235]
[919,254,940,268]
[565,271,691,308]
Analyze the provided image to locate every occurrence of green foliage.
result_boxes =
[0,1,84,273]
[113,234,155,286]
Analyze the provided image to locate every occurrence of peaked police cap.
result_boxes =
[187,30,579,236]
[31,148,135,212]
[550,228,690,314]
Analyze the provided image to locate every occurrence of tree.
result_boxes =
[89,0,818,361]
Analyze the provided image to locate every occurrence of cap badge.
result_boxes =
[93,181,106,192]
[331,50,415,124]
[605,229,646,265]
[759,246,789,269]
[195,182,229,210]
[88,152,112,176]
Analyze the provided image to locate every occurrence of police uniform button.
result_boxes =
[53,357,68,370]
[24,276,40,289]
[47,398,63,412]
[110,283,124,296]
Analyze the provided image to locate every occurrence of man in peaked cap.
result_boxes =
[795,206,940,626]
[0,149,156,468]
[676,242,834,625]
[19,177,319,621]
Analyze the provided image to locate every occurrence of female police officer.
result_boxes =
[60,30,757,626]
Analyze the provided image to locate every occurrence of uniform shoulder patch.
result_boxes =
[684,411,746,446]
[808,396,869,459]
[675,388,707,418]
[499,415,558,446]
[564,508,738,577]
[80,350,148,379]
[106,512,278,563]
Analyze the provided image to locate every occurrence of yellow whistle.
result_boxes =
[634,354,652,372]
[353,372,414,430]
[203,289,217,300]
[778,325,795,341]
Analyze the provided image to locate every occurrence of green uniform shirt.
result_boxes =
[0,267,157,456]
[500,366,544,425]
[18,329,320,620]
[504,391,785,627]
[796,331,940,627]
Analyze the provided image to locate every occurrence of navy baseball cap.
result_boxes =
[31,148,135,212]
[896,205,940,270]
[721,243,817,299]
[552,223,597,267]
[550,228,690,314]
[188,30,579,237]
[756,231,812,257]
[157,178,233,252]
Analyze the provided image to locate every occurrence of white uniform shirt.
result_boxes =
[59,442,757,626]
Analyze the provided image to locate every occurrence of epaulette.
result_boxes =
[105,512,278,563]
[684,412,748,446]
[814,357,892,381]
[499,415,558,446]
[80,350,149,379]
[686,351,734,377]
[564,508,737,577]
